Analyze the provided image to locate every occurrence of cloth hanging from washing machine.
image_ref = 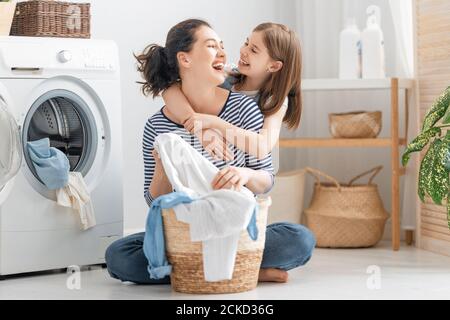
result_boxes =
[56,172,96,230]
[27,138,96,230]
[27,138,70,190]
[144,133,258,282]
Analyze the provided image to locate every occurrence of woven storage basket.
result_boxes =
[162,197,271,294]
[304,166,388,248]
[329,111,382,138]
[10,0,90,38]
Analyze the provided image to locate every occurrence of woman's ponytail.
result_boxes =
[135,19,212,99]
[135,44,177,98]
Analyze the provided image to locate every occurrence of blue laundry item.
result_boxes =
[27,138,70,190]
[143,191,258,280]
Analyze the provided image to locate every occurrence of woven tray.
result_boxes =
[10,0,90,38]
[329,111,382,138]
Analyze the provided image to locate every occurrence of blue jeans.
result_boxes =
[105,222,316,284]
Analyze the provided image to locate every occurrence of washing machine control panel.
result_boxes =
[82,48,114,70]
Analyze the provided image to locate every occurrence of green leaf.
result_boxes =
[402,127,441,166]
[418,138,450,204]
[422,86,450,131]
[428,137,450,205]
[418,140,437,202]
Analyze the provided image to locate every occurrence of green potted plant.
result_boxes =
[0,0,16,36]
[402,86,450,229]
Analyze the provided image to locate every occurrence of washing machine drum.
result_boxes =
[27,97,87,171]
[0,97,22,188]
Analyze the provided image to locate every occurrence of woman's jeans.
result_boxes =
[105,222,316,284]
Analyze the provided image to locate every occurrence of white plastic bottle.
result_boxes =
[361,5,386,79]
[339,18,361,79]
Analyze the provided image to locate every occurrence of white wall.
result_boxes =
[88,0,291,232]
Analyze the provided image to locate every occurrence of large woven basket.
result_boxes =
[162,197,271,294]
[329,111,382,138]
[10,0,90,38]
[304,166,388,248]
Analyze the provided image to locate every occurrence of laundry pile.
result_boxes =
[27,138,96,230]
[144,133,258,282]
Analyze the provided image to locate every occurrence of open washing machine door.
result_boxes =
[0,93,22,190]
[22,89,98,190]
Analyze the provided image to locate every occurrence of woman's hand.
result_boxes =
[196,129,234,162]
[184,113,220,134]
[211,166,251,191]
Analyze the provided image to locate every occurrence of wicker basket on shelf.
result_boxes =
[329,111,382,138]
[10,0,90,38]
[304,166,388,248]
[162,197,271,294]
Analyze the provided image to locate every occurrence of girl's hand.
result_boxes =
[184,113,220,134]
[197,129,234,162]
[211,166,250,191]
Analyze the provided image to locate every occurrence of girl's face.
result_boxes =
[179,26,227,86]
[238,31,274,80]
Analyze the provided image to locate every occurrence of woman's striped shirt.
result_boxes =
[143,91,274,206]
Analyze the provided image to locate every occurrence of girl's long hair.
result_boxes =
[238,23,302,129]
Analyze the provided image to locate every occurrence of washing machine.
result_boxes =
[0,36,123,276]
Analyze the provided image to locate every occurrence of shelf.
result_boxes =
[302,78,414,91]
[279,138,407,148]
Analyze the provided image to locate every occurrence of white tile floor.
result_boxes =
[1,241,449,300]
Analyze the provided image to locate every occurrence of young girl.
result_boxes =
[162,22,302,161]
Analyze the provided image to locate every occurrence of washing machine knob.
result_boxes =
[58,50,72,63]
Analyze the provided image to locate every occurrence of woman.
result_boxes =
[105,19,315,284]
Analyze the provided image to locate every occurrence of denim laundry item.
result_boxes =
[147,133,258,282]
[143,191,192,280]
[56,172,96,230]
[27,138,69,190]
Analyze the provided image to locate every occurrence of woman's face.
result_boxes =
[180,26,227,86]
[238,31,273,79]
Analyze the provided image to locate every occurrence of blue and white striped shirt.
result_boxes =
[143,91,274,206]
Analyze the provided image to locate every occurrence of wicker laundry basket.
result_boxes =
[10,0,90,38]
[329,111,382,138]
[304,166,388,248]
[162,197,271,294]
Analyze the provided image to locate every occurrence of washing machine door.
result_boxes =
[0,92,22,189]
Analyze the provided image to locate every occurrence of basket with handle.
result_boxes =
[10,0,90,38]
[304,166,388,248]
[162,196,271,294]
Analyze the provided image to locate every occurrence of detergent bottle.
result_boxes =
[362,5,386,79]
[339,18,361,79]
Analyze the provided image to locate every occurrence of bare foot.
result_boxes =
[258,268,289,283]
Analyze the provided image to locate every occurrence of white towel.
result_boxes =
[154,133,256,282]
[56,172,96,230]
